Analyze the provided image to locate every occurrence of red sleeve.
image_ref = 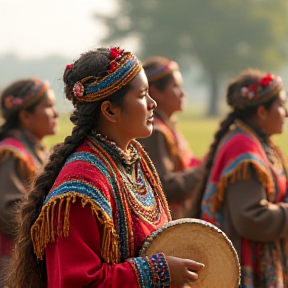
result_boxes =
[45,199,139,288]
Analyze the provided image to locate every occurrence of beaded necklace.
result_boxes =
[89,132,162,223]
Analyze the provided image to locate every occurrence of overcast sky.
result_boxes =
[0,0,117,59]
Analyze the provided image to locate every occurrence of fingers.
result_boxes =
[186,270,199,281]
[185,259,205,272]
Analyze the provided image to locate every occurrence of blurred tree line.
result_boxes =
[98,0,288,115]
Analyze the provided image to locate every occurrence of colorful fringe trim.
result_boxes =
[212,160,275,211]
[0,146,35,180]
[31,192,120,264]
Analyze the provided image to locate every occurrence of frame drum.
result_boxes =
[140,218,241,288]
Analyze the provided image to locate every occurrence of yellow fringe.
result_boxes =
[31,192,120,264]
[212,160,274,211]
[0,149,34,180]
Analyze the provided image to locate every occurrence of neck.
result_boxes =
[96,127,130,152]
[157,108,173,120]
[241,118,270,140]
[19,126,42,142]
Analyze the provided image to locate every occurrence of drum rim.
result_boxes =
[140,218,241,286]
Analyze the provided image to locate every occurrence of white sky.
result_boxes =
[0,0,117,59]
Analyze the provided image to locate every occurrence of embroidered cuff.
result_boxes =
[128,252,170,288]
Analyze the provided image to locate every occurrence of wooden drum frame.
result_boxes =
[140,218,241,288]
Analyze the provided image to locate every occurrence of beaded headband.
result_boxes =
[142,56,179,83]
[71,47,142,102]
[230,73,284,109]
[3,78,50,111]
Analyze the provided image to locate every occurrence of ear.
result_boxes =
[100,101,120,123]
[19,110,33,127]
[256,105,268,121]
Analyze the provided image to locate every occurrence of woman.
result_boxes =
[199,69,288,287]
[0,78,58,285]
[5,48,204,288]
[138,57,203,219]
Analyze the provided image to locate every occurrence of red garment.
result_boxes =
[152,111,202,219]
[46,200,139,288]
[32,137,171,287]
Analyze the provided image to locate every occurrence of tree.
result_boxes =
[97,0,288,115]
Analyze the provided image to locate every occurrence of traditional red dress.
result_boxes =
[201,120,288,287]
[31,134,171,287]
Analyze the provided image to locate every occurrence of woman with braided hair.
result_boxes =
[199,69,288,287]
[5,47,204,288]
[0,78,58,286]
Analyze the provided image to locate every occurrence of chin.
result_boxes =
[138,128,153,139]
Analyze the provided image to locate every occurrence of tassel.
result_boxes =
[0,149,34,180]
[213,161,274,211]
[31,193,120,264]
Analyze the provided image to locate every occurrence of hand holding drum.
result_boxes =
[140,218,241,288]
[166,256,205,287]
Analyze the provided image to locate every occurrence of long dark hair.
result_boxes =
[5,48,131,288]
[196,69,282,209]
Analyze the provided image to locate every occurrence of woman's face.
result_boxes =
[155,70,185,117]
[261,89,287,136]
[24,89,59,140]
[117,69,157,140]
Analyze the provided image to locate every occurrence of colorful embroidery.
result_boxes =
[72,48,142,102]
[31,135,171,266]
[128,252,170,288]
[201,120,288,288]
[0,137,42,179]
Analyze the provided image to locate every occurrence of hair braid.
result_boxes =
[195,111,239,209]
[5,47,133,288]
[5,105,95,287]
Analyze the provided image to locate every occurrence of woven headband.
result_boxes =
[3,78,49,111]
[70,48,142,103]
[230,73,284,109]
[143,57,179,83]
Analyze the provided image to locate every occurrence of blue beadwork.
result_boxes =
[128,253,170,288]
[84,58,138,96]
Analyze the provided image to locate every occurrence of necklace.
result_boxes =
[87,134,162,223]
[91,130,140,165]
[118,162,147,195]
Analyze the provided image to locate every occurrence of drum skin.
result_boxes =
[140,218,241,288]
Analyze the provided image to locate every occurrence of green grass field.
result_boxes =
[44,108,288,158]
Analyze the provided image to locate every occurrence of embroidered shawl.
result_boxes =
[31,137,171,264]
[0,137,41,180]
[202,120,288,287]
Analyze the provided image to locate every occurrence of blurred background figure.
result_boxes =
[0,78,58,285]
[138,57,204,219]
[1,0,288,164]
[198,69,288,287]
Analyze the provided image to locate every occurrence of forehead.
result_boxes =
[279,89,287,101]
[37,89,55,106]
[130,69,148,90]
[171,70,183,85]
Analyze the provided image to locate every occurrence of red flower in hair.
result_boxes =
[258,73,273,87]
[110,47,123,59]
[65,64,73,70]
